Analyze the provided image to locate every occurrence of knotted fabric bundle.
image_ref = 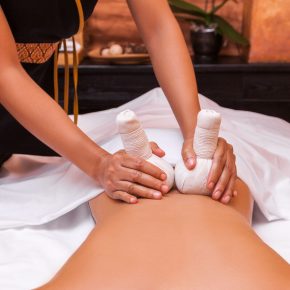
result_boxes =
[116,110,175,190]
[175,110,221,195]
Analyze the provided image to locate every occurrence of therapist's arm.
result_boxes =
[0,9,107,178]
[0,8,166,203]
[127,0,237,203]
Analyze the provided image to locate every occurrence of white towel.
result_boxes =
[1,88,290,229]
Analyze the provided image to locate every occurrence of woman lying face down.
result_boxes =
[37,179,290,290]
[37,111,290,290]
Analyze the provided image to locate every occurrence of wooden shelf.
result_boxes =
[58,56,290,122]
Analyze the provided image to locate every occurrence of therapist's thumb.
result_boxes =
[182,138,196,170]
[150,141,165,157]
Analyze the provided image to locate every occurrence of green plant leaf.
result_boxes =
[213,15,249,46]
[210,0,229,14]
[174,13,207,25]
[168,0,207,17]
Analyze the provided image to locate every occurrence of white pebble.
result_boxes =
[110,44,123,55]
[101,48,111,56]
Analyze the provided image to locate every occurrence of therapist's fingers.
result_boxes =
[118,181,163,200]
[120,167,167,194]
[207,138,227,191]
[109,191,138,204]
[219,172,237,204]
[182,138,196,170]
[121,154,167,182]
[150,141,165,157]
[98,151,167,203]
[211,165,230,201]
[220,157,238,203]
[212,143,237,202]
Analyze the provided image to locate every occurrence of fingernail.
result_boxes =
[233,190,238,197]
[208,182,215,190]
[130,197,137,204]
[186,158,195,168]
[222,196,230,204]
[153,191,162,199]
[160,173,167,181]
[213,190,221,199]
[161,184,169,194]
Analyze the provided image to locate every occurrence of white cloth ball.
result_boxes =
[116,109,140,133]
[116,109,174,190]
[175,158,212,195]
[148,154,175,190]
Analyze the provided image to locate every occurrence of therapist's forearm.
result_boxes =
[0,8,107,180]
[148,23,200,139]
[129,1,200,139]
[0,66,108,178]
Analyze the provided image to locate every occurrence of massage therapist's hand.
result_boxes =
[182,137,237,204]
[95,143,168,204]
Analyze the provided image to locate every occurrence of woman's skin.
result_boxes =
[37,180,290,290]
[0,0,236,204]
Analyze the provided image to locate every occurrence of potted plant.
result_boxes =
[168,0,249,62]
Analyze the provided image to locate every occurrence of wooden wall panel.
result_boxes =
[84,0,142,54]
[84,0,244,56]
[243,0,290,62]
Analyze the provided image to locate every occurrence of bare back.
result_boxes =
[38,180,290,290]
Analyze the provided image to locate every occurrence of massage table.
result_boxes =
[0,88,289,289]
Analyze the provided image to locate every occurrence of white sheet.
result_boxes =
[1,88,290,289]
[1,88,290,229]
[0,203,95,290]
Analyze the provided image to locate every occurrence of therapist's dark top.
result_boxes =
[0,0,98,156]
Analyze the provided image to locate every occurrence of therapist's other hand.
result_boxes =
[207,138,237,204]
[96,150,168,204]
[182,137,237,204]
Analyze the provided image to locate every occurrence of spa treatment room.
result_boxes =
[0,0,290,289]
